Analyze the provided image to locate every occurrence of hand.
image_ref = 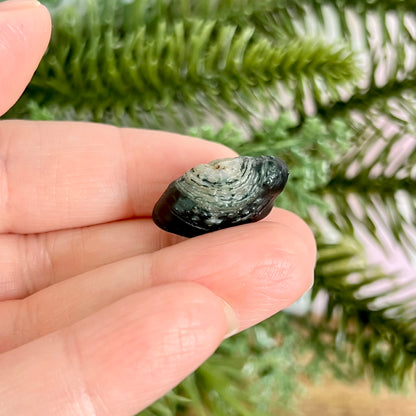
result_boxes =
[0,2,316,415]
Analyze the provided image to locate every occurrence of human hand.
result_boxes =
[0,1,316,415]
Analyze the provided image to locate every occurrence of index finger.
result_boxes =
[0,120,236,233]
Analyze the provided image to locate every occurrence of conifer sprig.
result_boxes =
[306,235,416,389]
[8,1,358,126]
[260,0,416,255]
[322,122,416,254]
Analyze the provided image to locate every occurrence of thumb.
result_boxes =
[0,0,51,116]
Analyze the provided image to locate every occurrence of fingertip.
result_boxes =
[233,221,315,309]
[0,0,52,115]
[269,211,317,295]
[154,218,316,329]
[224,220,315,327]
[265,208,317,266]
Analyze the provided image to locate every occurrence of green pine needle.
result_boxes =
[305,234,416,390]
[7,1,358,126]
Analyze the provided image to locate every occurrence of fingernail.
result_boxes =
[307,276,315,291]
[0,0,41,11]
[222,299,239,339]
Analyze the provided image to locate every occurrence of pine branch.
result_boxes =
[316,101,416,252]
[43,0,305,32]
[317,79,416,122]
[323,169,416,254]
[321,0,416,12]
[263,1,416,255]
[224,1,416,120]
[298,234,416,389]
[300,3,416,121]
[31,0,415,124]
[6,1,358,128]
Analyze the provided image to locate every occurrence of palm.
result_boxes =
[0,3,315,415]
[0,121,314,414]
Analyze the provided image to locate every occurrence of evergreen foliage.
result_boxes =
[4,0,416,414]
[311,235,416,390]
[8,0,357,127]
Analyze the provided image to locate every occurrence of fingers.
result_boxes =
[0,121,236,233]
[154,214,316,329]
[0,210,315,351]
[0,208,308,300]
[0,219,184,300]
[0,0,51,115]
[0,282,231,415]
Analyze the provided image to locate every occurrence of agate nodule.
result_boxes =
[152,156,289,238]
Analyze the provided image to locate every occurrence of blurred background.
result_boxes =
[3,0,416,414]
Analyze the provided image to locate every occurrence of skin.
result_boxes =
[0,1,316,415]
